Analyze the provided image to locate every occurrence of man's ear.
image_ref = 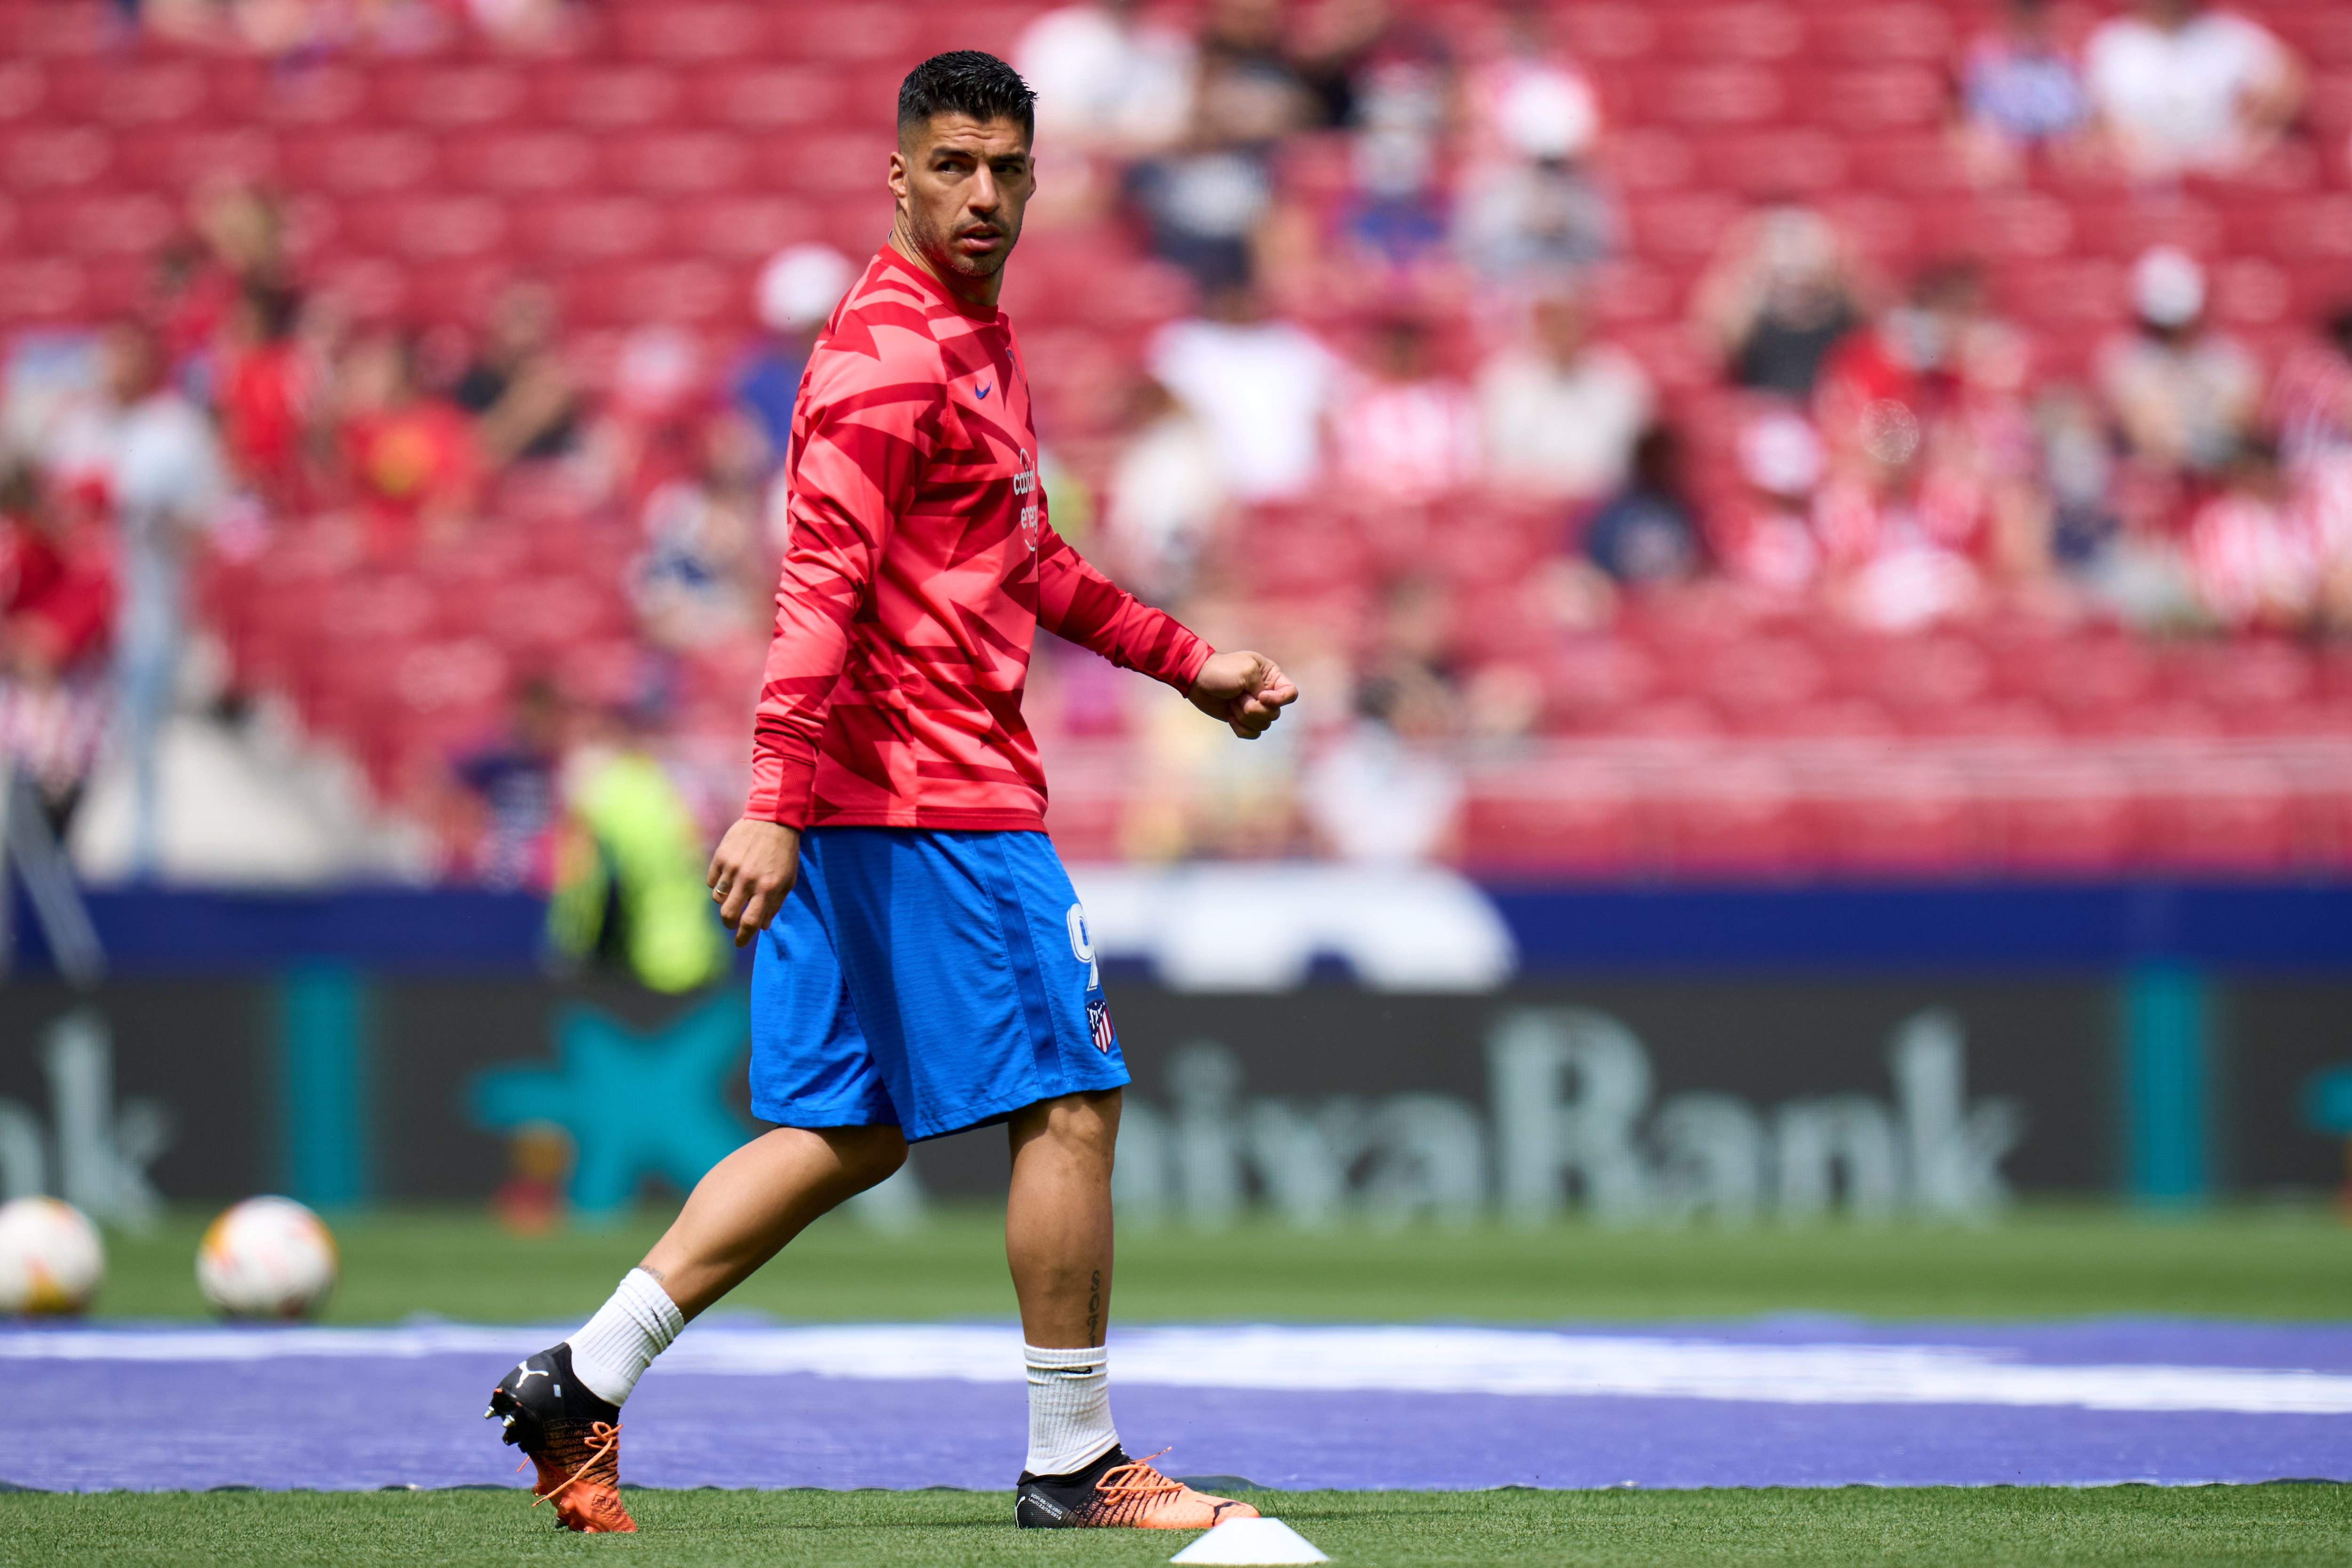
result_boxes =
[887,148,909,202]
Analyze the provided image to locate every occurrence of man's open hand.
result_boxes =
[707,819,803,948]
[1187,650,1299,738]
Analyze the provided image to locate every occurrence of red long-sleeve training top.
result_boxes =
[744,245,1212,832]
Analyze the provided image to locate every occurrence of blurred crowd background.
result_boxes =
[7,0,2352,971]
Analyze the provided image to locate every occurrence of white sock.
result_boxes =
[1025,1342,1119,1477]
[565,1268,684,1406]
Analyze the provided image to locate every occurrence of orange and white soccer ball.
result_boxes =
[197,1196,339,1320]
[0,1196,105,1315]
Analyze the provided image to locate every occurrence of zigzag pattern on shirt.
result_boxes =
[744,245,1212,831]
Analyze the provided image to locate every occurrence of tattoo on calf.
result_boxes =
[1086,1269,1101,1344]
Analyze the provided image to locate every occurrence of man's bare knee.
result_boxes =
[1011,1088,1121,1165]
[821,1125,908,1195]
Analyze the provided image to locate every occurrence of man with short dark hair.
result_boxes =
[485,51,1294,1535]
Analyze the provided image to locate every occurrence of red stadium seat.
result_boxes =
[1660,766,1812,877]
[1557,3,1661,63]
[530,66,686,130]
[373,65,529,130]
[523,196,670,263]
[1659,4,1805,64]
[1692,128,1851,197]
[1813,4,1955,64]
[280,130,437,195]
[607,131,753,196]
[436,130,595,195]
[2140,766,2298,874]
[1459,779,1651,878]
[609,4,773,63]
[1986,768,2142,875]
[1812,769,1984,876]
[1805,65,1947,133]
[698,65,845,130]
[254,65,370,128]
[45,60,208,127]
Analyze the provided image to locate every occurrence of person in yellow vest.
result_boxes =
[547,705,732,995]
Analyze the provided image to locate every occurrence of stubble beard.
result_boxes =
[906,204,1017,283]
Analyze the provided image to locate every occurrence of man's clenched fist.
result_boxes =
[1187,650,1300,738]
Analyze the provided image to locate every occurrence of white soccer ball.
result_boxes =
[0,1196,105,1315]
[197,1196,339,1320]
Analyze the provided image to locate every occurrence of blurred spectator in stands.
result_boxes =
[1311,3,1458,287]
[215,282,313,512]
[2271,304,2352,473]
[1334,315,1478,504]
[2272,306,2352,618]
[1954,0,2090,185]
[1341,116,1452,287]
[147,235,225,391]
[2187,440,2318,629]
[2086,0,2304,182]
[147,183,286,397]
[1125,0,1308,293]
[629,414,767,656]
[335,328,480,558]
[191,179,288,300]
[2036,386,2121,568]
[732,245,853,471]
[451,677,566,890]
[1454,145,1616,286]
[1477,289,1650,503]
[47,322,222,877]
[1694,206,1867,401]
[1017,0,1194,183]
[1716,411,1825,596]
[0,465,114,843]
[1815,259,2048,586]
[1462,2,1599,170]
[1803,266,2039,626]
[1122,595,1304,861]
[1148,284,1337,502]
[2099,247,2258,490]
[463,0,564,49]
[547,703,732,994]
[1454,2,1613,284]
[492,1121,573,1236]
[1579,426,1701,592]
[586,326,708,515]
[1104,377,1224,606]
[453,281,579,470]
[1303,669,1462,864]
[1810,378,1998,633]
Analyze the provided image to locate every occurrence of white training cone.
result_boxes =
[1169,1516,1330,1565]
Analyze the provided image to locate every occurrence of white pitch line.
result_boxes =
[6,1323,2352,1416]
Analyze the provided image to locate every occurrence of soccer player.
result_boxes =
[486,51,1298,1535]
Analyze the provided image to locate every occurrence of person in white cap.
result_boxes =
[731,243,856,466]
[2098,245,2258,484]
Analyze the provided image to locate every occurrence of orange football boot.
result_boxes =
[485,1345,637,1533]
[1015,1446,1261,1529]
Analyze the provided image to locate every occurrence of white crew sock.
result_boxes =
[565,1268,684,1406]
[1025,1342,1119,1478]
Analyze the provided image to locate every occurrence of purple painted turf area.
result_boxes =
[6,1320,2350,1494]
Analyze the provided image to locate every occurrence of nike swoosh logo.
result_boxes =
[975,381,992,399]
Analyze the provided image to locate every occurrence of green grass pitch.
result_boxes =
[32,1203,2352,1566]
[6,1484,2352,1567]
[88,1200,2352,1324]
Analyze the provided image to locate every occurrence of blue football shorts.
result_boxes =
[748,827,1128,1142]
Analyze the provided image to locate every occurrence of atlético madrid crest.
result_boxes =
[1086,996,1117,1055]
